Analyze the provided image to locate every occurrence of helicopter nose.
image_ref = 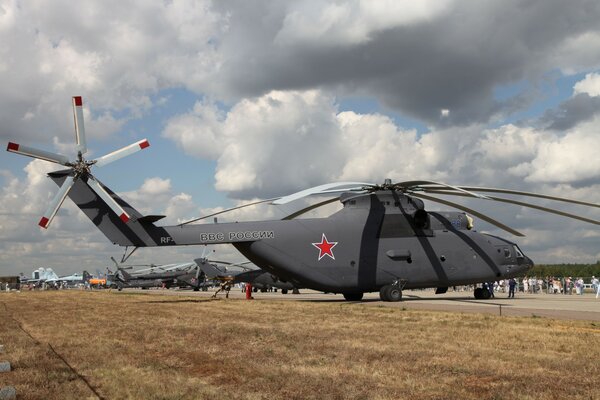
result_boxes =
[517,255,534,274]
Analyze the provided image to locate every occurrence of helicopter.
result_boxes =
[108,257,207,291]
[7,96,600,301]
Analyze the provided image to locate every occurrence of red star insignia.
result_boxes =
[312,233,338,260]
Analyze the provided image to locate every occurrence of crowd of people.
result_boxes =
[484,276,600,297]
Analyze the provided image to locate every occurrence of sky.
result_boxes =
[1,0,600,277]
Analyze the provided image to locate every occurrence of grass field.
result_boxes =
[0,291,599,400]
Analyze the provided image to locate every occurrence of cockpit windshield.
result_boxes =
[513,245,525,259]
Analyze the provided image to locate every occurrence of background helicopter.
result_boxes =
[109,257,207,291]
[7,97,600,301]
[195,257,299,298]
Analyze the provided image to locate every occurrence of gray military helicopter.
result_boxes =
[7,97,600,301]
[109,258,207,291]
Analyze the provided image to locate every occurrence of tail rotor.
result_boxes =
[6,96,150,229]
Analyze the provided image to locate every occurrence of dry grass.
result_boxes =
[0,291,599,400]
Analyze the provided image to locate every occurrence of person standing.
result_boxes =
[487,282,495,298]
[508,278,516,298]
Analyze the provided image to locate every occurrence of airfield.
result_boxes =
[1,289,598,400]
[143,288,600,321]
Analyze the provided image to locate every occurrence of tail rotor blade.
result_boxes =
[94,139,150,168]
[86,175,131,223]
[39,175,76,229]
[7,142,70,165]
[72,96,87,155]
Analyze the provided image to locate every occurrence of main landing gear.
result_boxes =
[343,292,364,301]
[379,279,407,302]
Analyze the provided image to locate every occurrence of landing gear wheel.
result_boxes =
[343,292,364,301]
[281,289,288,294]
[379,285,402,302]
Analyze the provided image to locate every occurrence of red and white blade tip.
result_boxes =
[73,96,83,106]
[39,217,50,229]
[7,142,19,152]
[139,139,150,149]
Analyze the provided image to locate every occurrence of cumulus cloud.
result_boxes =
[208,0,600,125]
[525,116,600,184]
[163,88,600,193]
[274,0,450,46]
[0,0,224,143]
[573,72,600,97]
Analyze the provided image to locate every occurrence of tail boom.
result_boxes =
[50,170,280,247]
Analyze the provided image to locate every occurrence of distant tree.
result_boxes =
[522,261,600,278]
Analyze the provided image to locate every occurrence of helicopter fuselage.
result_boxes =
[162,192,533,293]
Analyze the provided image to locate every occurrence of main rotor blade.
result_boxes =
[72,96,87,154]
[273,181,373,205]
[397,180,491,200]
[39,175,76,229]
[423,189,600,226]
[86,175,131,223]
[6,142,70,165]
[179,198,277,226]
[411,192,524,237]
[281,197,341,220]
[94,139,150,168]
[453,186,600,209]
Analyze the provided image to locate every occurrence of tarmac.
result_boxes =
[127,287,600,321]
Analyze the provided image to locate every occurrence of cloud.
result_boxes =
[207,1,600,125]
[524,115,600,184]
[164,88,600,194]
[573,72,600,97]
[274,0,450,46]
[541,94,600,131]
[0,0,224,143]
[3,0,600,140]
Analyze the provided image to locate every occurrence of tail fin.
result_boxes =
[194,258,227,278]
[117,268,133,282]
[83,271,91,282]
[49,170,164,247]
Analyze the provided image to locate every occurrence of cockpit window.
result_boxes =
[503,248,511,258]
[513,245,524,259]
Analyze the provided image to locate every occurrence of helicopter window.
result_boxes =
[514,245,524,259]
[503,248,511,258]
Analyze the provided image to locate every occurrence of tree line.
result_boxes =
[522,261,600,277]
